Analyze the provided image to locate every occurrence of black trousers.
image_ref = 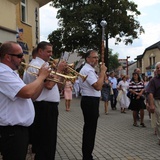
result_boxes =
[110,89,118,109]
[81,96,100,160]
[0,125,29,160]
[30,101,59,160]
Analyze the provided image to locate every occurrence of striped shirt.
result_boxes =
[129,81,144,93]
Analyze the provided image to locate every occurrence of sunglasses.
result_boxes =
[7,53,24,58]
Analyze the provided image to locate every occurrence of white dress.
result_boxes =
[117,80,130,108]
[74,79,80,97]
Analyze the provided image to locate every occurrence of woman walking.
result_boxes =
[128,72,146,127]
[101,74,111,114]
[64,79,73,111]
[117,75,130,113]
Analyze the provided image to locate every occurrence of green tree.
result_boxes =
[108,49,121,71]
[48,0,144,70]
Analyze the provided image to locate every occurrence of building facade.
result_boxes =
[136,41,160,77]
[0,0,51,62]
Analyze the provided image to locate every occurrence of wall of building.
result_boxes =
[0,0,17,42]
[0,0,50,63]
[16,0,41,62]
[28,1,40,47]
[128,62,136,78]
[142,48,160,76]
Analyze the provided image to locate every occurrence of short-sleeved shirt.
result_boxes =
[109,77,117,89]
[0,63,35,126]
[23,57,60,102]
[79,63,100,97]
[129,80,144,92]
[147,76,160,99]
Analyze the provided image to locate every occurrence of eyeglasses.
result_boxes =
[7,53,24,58]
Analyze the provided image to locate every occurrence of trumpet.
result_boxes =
[49,57,88,82]
[48,57,59,68]
[67,66,88,82]
[21,62,77,84]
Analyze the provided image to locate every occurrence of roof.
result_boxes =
[135,41,160,60]
[145,41,160,51]
[134,54,143,60]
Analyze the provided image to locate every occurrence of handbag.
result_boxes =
[110,88,113,95]
[117,90,122,102]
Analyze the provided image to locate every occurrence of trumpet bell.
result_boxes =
[67,66,87,82]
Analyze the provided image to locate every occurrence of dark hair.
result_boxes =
[134,68,137,72]
[84,49,96,60]
[0,41,18,59]
[109,71,114,76]
[37,41,52,52]
[122,75,126,80]
[32,47,37,58]
[131,72,141,82]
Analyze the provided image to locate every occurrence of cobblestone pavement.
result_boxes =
[55,97,160,160]
[1,97,160,160]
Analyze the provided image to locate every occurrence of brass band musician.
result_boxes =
[23,41,67,160]
[0,41,50,160]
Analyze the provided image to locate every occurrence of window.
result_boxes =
[21,0,27,22]
[149,53,156,66]
[149,57,152,66]
[153,56,155,65]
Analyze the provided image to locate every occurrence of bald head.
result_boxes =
[0,41,20,60]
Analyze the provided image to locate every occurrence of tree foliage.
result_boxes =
[48,0,144,69]
[108,49,121,71]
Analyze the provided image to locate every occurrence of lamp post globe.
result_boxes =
[100,20,107,28]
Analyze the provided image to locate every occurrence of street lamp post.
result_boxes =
[100,20,107,64]
[126,56,130,75]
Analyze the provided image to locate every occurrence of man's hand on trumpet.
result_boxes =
[38,63,51,81]
[57,60,68,73]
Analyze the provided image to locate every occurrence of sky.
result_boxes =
[40,0,160,61]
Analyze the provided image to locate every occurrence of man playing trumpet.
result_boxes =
[23,41,67,160]
[0,41,51,160]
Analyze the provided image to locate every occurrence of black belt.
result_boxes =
[0,125,28,138]
[82,96,100,99]
[34,101,59,105]
[0,125,27,129]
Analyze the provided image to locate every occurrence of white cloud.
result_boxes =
[40,3,58,41]
[110,22,160,61]
[133,0,160,9]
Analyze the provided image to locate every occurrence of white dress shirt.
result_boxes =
[23,57,60,102]
[79,63,101,97]
[0,63,35,126]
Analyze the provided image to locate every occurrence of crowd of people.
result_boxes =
[0,41,160,160]
[101,66,160,146]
